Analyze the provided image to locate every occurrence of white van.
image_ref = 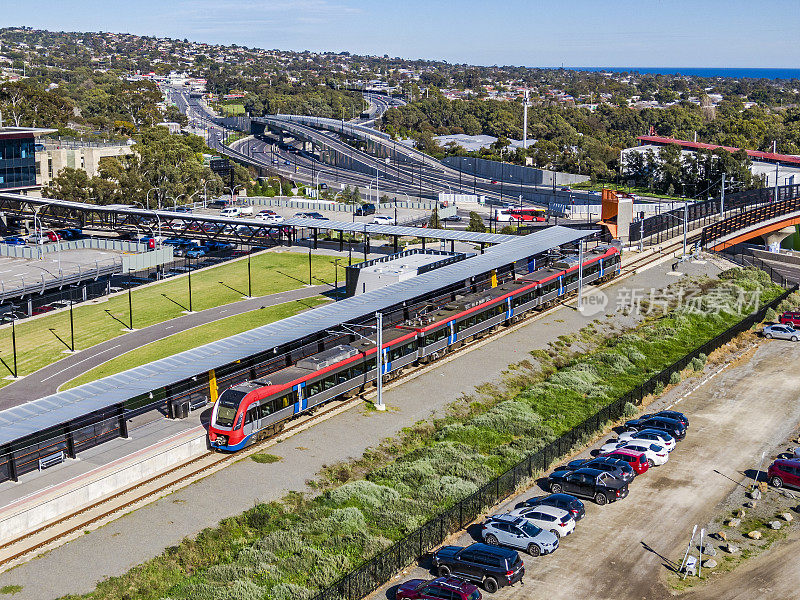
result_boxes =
[238,205,254,216]
[220,206,242,218]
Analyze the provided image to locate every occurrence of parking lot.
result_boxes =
[194,200,431,227]
[377,339,800,600]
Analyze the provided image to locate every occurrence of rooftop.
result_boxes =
[0,226,593,447]
[636,135,800,167]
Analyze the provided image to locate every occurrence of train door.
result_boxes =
[599,258,604,278]
[506,297,513,320]
[447,319,456,345]
[558,274,564,296]
[242,404,259,442]
[293,382,307,414]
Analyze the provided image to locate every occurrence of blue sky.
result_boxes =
[4,0,799,67]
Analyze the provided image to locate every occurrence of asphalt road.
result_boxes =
[0,284,328,407]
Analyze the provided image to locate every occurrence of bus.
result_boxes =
[496,207,547,223]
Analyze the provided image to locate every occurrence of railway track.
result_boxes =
[0,240,685,572]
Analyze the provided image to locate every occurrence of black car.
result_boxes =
[642,410,689,428]
[431,543,524,593]
[547,467,629,505]
[354,203,376,216]
[208,200,230,209]
[566,457,635,482]
[523,493,585,521]
[625,416,686,441]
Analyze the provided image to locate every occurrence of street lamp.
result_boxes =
[146,187,161,211]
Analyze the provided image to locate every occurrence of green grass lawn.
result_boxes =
[0,252,338,389]
[221,103,245,115]
[62,297,329,390]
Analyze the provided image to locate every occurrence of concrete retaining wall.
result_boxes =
[0,427,206,544]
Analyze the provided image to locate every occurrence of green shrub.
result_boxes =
[250,453,282,464]
[764,308,777,322]
[670,371,681,385]
[623,402,637,418]
[325,480,401,511]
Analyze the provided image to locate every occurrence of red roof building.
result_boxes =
[636,135,800,167]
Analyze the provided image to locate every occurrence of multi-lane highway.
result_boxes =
[165,86,602,210]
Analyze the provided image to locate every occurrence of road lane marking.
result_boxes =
[40,344,123,382]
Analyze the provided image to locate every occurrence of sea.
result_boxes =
[564,67,800,81]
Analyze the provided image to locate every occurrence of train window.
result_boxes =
[351,362,365,376]
[337,370,349,384]
[307,380,323,396]
[244,406,258,425]
[366,358,377,370]
[259,402,272,418]
[323,375,337,390]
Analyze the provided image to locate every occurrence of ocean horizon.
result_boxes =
[563,67,800,80]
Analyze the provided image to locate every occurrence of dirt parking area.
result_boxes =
[376,339,800,600]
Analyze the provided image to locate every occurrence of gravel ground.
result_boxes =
[370,338,800,600]
[0,258,722,600]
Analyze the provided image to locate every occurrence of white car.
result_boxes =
[618,441,669,466]
[599,439,669,466]
[371,215,395,225]
[507,505,576,538]
[259,214,285,224]
[763,324,799,341]
[220,207,242,218]
[618,429,676,452]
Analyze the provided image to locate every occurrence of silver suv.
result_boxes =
[481,514,559,556]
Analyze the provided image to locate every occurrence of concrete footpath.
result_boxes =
[0,285,329,407]
[0,258,723,599]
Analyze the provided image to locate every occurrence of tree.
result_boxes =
[429,206,441,229]
[42,168,91,202]
[466,211,486,232]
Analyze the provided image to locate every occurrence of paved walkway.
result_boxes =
[0,285,329,407]
[0,258,725,599]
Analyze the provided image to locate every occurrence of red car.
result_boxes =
[778,311,800,327]
[768,459,800,490]
[32,305,55,316]
[601,449,649,475]
[396,577,481,600]
[46,230,61,242]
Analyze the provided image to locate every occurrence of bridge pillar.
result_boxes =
[761,225,796,253]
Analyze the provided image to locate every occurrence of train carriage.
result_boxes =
[208,245,621,451]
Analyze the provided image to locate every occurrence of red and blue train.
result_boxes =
[208,245,621,451]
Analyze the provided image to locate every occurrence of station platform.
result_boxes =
[0,409,209,545]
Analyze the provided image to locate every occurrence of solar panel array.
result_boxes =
[0,226,591,446]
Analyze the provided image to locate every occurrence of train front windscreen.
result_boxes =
[215,389,248,427]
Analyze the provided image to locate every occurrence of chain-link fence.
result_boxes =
[311,283,797,600]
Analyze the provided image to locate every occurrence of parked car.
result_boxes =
[261,214,285,224]
[442,214,463,222]
[637,410,689,429]
[547,467,629,504]
[767,458,800,489]
[2,236,26,245]
[778,310,800,327]
[0,311,27,323]
[220,206,242,218]
[506,505,576,538]
[522,493,585,521]
[618,429,676,452]
[611,441,668,467]
[481,514,559,556]
[32,305,56,316]
[372,215,395,225]
[202,241,234,252]
[354,203,376,216]
[625,416,686,441]
[255,209,278,219]
[208,200,230,209]
[164,238,191,247]
[45,231,61,242]
[186,246,208,259]
[395,577,481,600]
[565,457,635,482]
[173,205,193,213]
[294,211,328,220]
[560,186,572,192]
[762,323,799,341]
[27,232,50,244]
[431,543,524,593]
[600,449,650,475]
